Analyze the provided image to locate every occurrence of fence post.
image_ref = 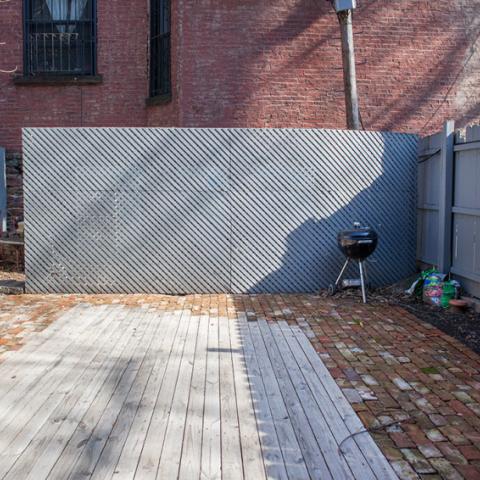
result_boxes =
[438,120,455,273]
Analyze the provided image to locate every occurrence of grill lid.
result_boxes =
[337,223,378,260]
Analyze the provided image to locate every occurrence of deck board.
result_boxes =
[47,308,154,480]
[241,315,307,480]
[112,309,180,480]
[178,313,208,480]
[20,307,137,480]
[3,306,132,480]
[136,307,190,479]
[0,302,398,480]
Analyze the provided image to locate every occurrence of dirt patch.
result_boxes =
[388,296,480,355]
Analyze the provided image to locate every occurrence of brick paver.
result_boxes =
[1,293,480,479]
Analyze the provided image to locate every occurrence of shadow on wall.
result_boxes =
[184,0,480,133]
[241,130,418,293]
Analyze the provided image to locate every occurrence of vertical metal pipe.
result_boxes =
[337,9,360,130]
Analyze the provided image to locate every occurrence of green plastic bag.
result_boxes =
[421,268,438,280]
[409,268,438,298]
[441,281,456,309]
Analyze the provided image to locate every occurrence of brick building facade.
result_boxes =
[0,0,479,266]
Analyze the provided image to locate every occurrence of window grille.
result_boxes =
[24,0,96,75]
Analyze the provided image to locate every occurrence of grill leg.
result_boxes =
[359,260,367,304]
[335,258,350,288]
[363,261,369,288]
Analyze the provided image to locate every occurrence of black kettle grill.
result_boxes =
[329,222,378,303]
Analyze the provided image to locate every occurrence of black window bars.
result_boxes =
[150,0,171,98]
[24,0,96,76]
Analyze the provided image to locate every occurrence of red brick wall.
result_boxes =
[172,0,480,133]
[0,0,151,152]
[1,0,479,149]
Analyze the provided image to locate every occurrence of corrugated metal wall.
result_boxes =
[24,128,418,294]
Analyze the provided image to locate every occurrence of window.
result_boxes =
[150,0,171,98]
[24,0,96,76]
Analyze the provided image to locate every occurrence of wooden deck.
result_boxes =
[0,302,397,479]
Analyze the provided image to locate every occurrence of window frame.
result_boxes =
[22,0,98,77]
[149,0,171,100]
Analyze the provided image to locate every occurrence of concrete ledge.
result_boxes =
[13,75,103,86]
[145,93,172,106]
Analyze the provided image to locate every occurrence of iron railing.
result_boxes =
[24,1,96,76]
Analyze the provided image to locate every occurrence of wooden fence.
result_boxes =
[418,121,480,297]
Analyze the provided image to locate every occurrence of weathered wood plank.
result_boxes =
[178,313,209,480]
[0,305,105,415]
[268,321,354,479]
[157,312,200,479]
[237,314,289,480]
[290,324,398,480]
[135,307,191,480]
[0,305,119,477]
[89,311,168,480]
[200,309,221,480]
[277,321,374,480]
[0,301,398,480]
[245,318,308,480]
[218,315,243,480]
[111,310,180,480]
[3,306,134,480]
[256,320,332,480]
[22,308,140,480]
[65,309,160,480]
[0,304,88,378]
[46,308,155,480]
[229,314,266,480]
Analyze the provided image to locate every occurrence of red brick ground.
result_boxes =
[2,293,480,479]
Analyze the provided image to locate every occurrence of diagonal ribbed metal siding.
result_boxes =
[23,127,418,294]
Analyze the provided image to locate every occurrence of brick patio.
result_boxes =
[1,293,480,479]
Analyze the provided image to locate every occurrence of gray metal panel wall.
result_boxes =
[417,133,442,266]
[24,127,418,294]
[417,124,480,298]
[451,126,480,297]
